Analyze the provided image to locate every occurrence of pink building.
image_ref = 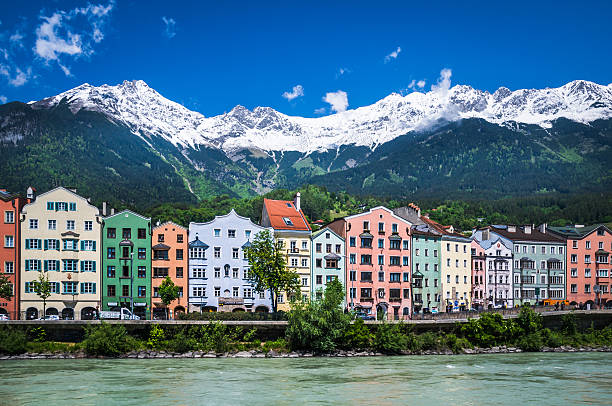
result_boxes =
[471,239,486,310]
[329,206,412,320]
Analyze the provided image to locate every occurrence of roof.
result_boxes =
[188,236,209,249]
[324,253,341,260]
[0,189,20,202]
[489,225,563,243]
[262,198,311,231]
[548,224,611,240]
[153,221,187,231]
[104,209,150,221]
[152,243,170,250]
[311,226,345,241]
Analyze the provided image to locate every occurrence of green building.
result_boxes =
[411,227,442,314]
[101,210,152,319]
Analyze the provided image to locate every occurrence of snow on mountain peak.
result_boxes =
[31,79,612,154]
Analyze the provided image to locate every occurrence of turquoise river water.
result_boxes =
[0,353,610,405]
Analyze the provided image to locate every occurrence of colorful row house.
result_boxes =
[310,227,345,303]
[21,187,101,320]
[549,225,612,308]
[0,188,29,320]
[471,229,513,309]
[329,206,413,320]
[188,210,271,313]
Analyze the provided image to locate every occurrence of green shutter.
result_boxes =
[80,261,84,272]
[25,239,30,250]
[44,239,48,251]
[93,283,96,294]
[55,260,60,271]
[80,283,84,294]
[55,240,60,251]
[36,260,41,271]
[93,241,96,251]
[80,240,85,251]
[93,261,96,272]
[37,239,42,250]
[25,261,30,271]
[44,260,48,271]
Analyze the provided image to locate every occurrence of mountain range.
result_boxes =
[1,79,611,207]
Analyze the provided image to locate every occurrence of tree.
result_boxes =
[245,230,299,313]
[33,271,51,320]
[158,276,180,320]
[0,274,13,301]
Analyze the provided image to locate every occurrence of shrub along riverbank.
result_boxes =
[1,282,611,358]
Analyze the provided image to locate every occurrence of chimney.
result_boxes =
[111,208,115,215]
[102,202,107,217]
[482,228,490,241]
[524,225,532,234]
[538,223,547,234]
[294,192,301,211]
[26,186,35,201]
[508,225,516,233]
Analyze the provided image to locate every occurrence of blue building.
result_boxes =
[310,227,345,303]
[188,210,272,313]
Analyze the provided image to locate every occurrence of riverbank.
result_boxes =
[2,344,611,360]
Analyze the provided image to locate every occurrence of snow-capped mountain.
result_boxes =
[31,79,612,154]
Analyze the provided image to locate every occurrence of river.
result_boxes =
[0,353,610,405]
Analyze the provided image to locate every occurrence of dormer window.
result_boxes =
[283,217,294,226]
[286,203,292,208]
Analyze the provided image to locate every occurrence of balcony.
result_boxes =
[360,297,374,302]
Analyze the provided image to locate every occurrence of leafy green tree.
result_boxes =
[245,230,299,313]
[0,274,13,301]
[158,276,180,320]
[33,271,51,320]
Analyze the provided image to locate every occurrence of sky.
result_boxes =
[0,0,611,117]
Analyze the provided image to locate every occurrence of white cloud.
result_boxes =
[323,90,348,113]
[34,1,114,75]
[417,80,426,88]
[162,16,176,39]
[9,32,24,45]
[8,67,30,86]
[314,107,326,115]
[431,68,452,96]
[336,67,351,78]
[282,84,304,101]
[384,46,401,63]
[407,79,427,91]
[0,95,7,104]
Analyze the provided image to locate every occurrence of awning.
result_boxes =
[388,233,402,241]
[324,253,341,260]
[359,232,373,238]
[152,243,170,250]
[189,236,209,249]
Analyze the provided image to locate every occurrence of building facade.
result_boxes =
[329,206,412,320]
[485,225,566,305]
[151,222,188,319]
[0,188,28,319]
[410,228,441,314]
[549,225,612,308]
[188,210,272,313]
[101,210,152,319]
[310,227,345,303]
[440,234,472,312]
[261,194,311,310]
[470,239,487,310]
[20,187,101,320]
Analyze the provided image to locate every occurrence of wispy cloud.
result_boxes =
[282,84,304,101]
[384,46,401,63]
[34,1,114,76]
[323,90,348,113]
[407,79,426,91]
[431,68,452,96]
[314,107,326,115]
[0,95,7,104]
[162,16,176,39]
[336,67,350,78]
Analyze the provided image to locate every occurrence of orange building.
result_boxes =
[151,222,188,319]
[549,225,612,308]
[0,188,29,320]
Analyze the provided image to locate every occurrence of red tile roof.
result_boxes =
[263,198,311,231]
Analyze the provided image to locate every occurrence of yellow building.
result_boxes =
[260,193,311,311]
[440,234,472,312]
[20,187,101,320]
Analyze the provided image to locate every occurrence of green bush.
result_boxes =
[166,331,197,353]
[147,324,166,349]
[82,323,140,356]
[517,332,543,352]
[373,322,407,354]
[0,327,28,355]
[177,311,287,321]
[28,327,47,343]
[561,312,578,335]
[460,313,514,347]
[342,319,373,350]
[516,305,543,334]
[262,338,289,352]
[444,333,471,353]
[540,328,563,348]
[286,279,351,353]
[26,341,77,353]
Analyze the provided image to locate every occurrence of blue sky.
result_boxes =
[0,0,611,117]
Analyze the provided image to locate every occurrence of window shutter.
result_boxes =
[25,261,30,271]
[44,260,48,271]
[55,282,59,292]
[37,260,41,270]
[55,260,60,271]
[93,241,96,251]
[25,239,30,249]
[37,239,42,249]
[80,261,84,272]
[80,240,85,251]
[93,283,96,294]
[44,239,48,251]
[93,261,96,272]
[55,202,59,211]
[80,283,84,294]
[55,240,60,251]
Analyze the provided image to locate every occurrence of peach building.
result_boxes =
[549,225,612,308]
[471,239,487,310]
[151,222,188,319]
[329,206,412,320]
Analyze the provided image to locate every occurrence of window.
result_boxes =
[4,236,14,248]
[244,288,253,299]
[46,219,56,230]
[232,268,239,278]
[4,211,14,223]
[585,268,591,278]
[316,275,323,284]
[81,282,96,294]
[389,256,400,266]
[83,221,93,232]
[316,258,322,268]
[192,268,205,278]
[137,228,146,239]
[81,240,95,251]
[559,247,563,255]
[107,228,116,238]
[433,249,438,257]
[403,240,409,250]
[585,255,591,264]
[360,288,372,298]
[29,219,38,229]
[349,270,356,281]
[63,239,78,251]
[301,278,308,287]
[189,247,206,259]
[360,255,372,265]
[302,258,308,267]
[349,288,356,298]
[316,243,322,253]
[349,254,356,264]
[214,268,221,278]
[138,248,146,260]
[446,243,450,252]
[390,273,400,282]
[81,261,95,272]
[378,271,385,282]
[335,244,341,253]
[291,258,298,267]
[138,286,146,297]
[4,261,14,274]
[122,285,130,297]
[62,281,78,295]
[349,237,356,247]
[361,272,372,282]
[231,248,239,259]
[302,241,308,250]
[378,239,384,249]
[214,229,221,237]
[415,248,420,256]
[378,222,385,233]
[455,275,459,284]
[214,247,221,258]
[107,266,116,278]
[214,287,221,297]
[584,284,591,293]
[283,217,294,226]
[153,268,169,278]
[176,249,183,260]
[122,228,131,239]
[107,247,115,259]
[66,220,75,230]
[107,285,116,296]
[447,275,451,283]
[378,255,384,265]
[363,221,369,231]
[69,202,76,211]
[138,266,146,278]
[586,241,591,250]
[403,256,409,266]
[157,234,165,243]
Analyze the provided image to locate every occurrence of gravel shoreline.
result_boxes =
[1,345,610,360]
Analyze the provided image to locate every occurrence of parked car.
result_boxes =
[38,315,60,321]
[355,312,375,321]
[0,314,9,321]
[100,308,140,320]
